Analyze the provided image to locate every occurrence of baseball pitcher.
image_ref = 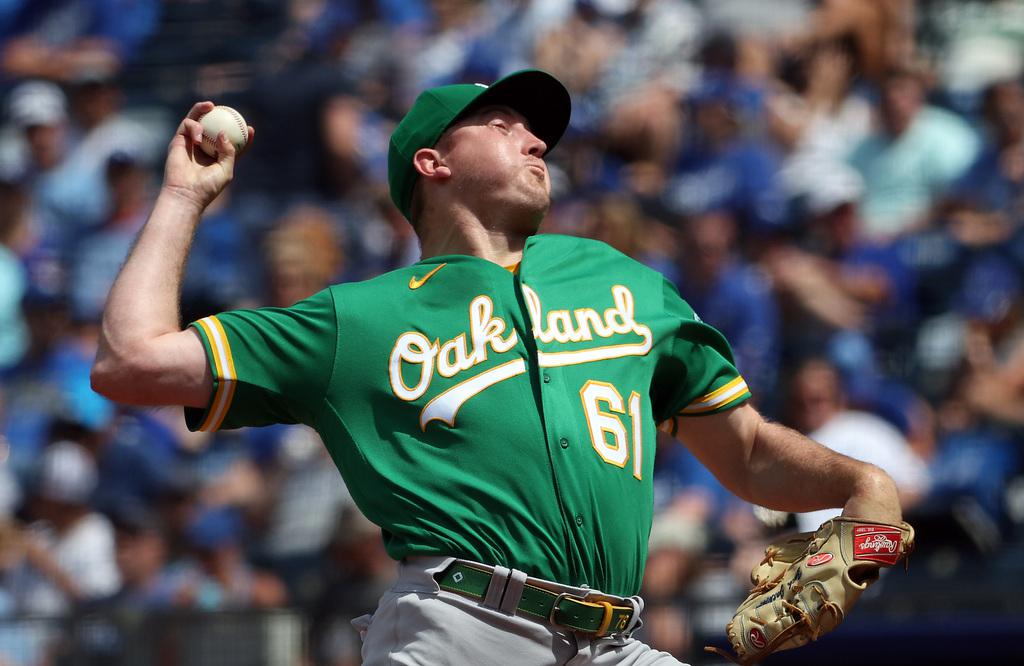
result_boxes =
[92,70,912,665]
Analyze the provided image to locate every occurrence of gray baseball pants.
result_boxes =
[353,556,688,665]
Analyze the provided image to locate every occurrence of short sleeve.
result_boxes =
[923,108,979,186]
[653,279,751,422]
[184,288,339,432]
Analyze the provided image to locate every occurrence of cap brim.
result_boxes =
[454,70,571,154]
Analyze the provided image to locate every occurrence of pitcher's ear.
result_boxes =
[413,148,451,180]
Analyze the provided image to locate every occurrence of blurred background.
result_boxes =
[0,0,1023,664]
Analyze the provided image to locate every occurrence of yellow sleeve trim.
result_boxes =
[195,316,237,432]
[679,376,749,415]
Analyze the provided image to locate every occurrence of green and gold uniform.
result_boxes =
[186,234,749,598]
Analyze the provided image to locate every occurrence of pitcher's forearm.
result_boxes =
[100,188,204,354]
[748,420,902,523]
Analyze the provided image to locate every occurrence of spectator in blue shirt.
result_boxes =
[181,189,260,317]
[663,74,787,238]
[0,0,160,82]
[68,150,149,323]
[950,78,1024,220]
[674,209,780,403]
[765,165,918,389]
[162,507,286,611]
[2,286,112,481]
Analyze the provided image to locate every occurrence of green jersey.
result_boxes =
[186,234,750,596]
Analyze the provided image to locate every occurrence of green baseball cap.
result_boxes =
[388,69,571,222]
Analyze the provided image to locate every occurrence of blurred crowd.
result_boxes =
[1,0,1024,663]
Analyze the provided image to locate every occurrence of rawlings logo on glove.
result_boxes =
[853,525,904,564]
[706,517,915,665]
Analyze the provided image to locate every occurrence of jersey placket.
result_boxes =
[515,267,591,588]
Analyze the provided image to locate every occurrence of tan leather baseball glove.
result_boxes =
[706,517,915,665]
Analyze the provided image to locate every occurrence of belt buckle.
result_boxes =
[546,591,584,626]
[547,592,616,637]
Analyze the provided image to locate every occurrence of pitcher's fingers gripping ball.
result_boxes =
[197,105,249,157]
[707,517,915,665]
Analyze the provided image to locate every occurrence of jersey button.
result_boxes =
[575,514,584,526]
[543,374,551,384]
[559,438,569,449]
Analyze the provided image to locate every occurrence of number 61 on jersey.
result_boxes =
[579,380,643,480]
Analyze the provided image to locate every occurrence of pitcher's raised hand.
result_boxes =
[161,101,255,210]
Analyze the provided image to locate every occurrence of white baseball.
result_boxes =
[198,105,249,157]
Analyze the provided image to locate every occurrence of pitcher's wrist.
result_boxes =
[159,184,210,214]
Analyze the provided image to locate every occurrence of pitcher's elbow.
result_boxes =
[90,357,118,400]
[90,350,137,402]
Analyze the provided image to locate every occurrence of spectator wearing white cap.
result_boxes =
[764,163,920,384]
[7,440,120,615]
[59,71,165,233]
[7,80,68,172]
[3,79,84,260]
